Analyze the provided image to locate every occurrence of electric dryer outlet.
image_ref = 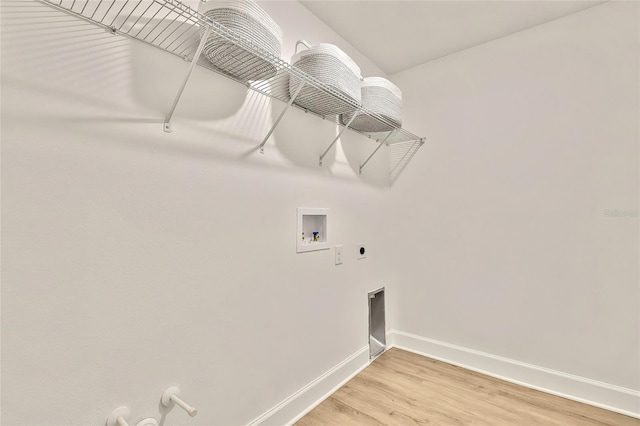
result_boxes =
[357,244,367,260]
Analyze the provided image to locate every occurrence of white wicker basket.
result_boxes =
[201,0,282,82]
[290,41,361,116]
[341,77,402,132]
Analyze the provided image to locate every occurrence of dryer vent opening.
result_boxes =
[368,287,386,359]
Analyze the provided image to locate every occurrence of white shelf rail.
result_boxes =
[40,0,426,176]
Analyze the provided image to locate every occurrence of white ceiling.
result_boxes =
[300,1,605,75]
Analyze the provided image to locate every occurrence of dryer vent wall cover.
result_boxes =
[368,287,386,359]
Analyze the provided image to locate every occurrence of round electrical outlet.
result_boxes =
[357,244,367,260]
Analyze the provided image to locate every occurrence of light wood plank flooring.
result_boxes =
[296,348,639,426]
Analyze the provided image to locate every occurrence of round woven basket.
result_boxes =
[341,77,402,132]
[290,41,361,116]
[201,0,282,82]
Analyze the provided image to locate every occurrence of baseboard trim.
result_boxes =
[388,330,640,419]
[247,345,370,426]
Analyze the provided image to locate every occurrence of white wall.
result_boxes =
[0,1,393,425]
[388,0,639,392]
[3,0,639,424]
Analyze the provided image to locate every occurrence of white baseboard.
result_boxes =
[388,330,640,419]
[247,332,639,425]
[247,346,370,426]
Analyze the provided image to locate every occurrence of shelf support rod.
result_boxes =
[259,81,305,153]
[319,112,357,167]
[164,26,212,133]
[359,129,396,174]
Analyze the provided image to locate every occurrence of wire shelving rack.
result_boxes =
[41,0,425,177]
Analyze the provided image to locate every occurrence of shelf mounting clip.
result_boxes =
[359,129,396,174]
[163,25,212,133]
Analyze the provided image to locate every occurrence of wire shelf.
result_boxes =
[41,0,426,176]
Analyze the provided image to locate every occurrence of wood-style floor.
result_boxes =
[296,348,639,426]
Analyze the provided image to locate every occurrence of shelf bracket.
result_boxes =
[318,112,357,167]
[163,25,212,133]
[358,129,396,174]
[259,81,305,154]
